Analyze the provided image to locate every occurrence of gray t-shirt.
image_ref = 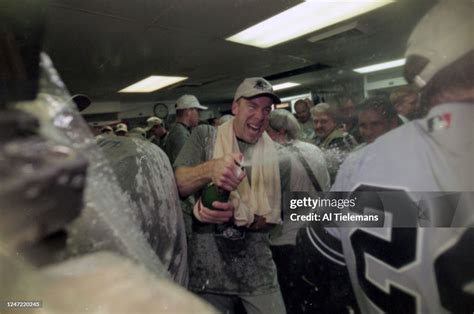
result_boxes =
[164,123,191,165]
[174,125,290,295]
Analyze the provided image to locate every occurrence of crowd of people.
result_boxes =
[1,0,472,313]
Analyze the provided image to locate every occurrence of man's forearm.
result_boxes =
[175,160,215,198]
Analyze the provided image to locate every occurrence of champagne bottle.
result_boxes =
[201,183,230,210]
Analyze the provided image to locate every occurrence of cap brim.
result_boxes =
[194,105,208,110]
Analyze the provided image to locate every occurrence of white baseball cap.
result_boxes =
[100,126,113,133]
[115,123,128,133]
[146,116,163,130]
[233,77,280,104]
[175,94,208,110]
[405,0,473,88]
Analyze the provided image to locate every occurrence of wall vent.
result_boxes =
[307,21,368,43]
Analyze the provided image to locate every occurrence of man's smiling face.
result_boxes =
[232,96,273,143]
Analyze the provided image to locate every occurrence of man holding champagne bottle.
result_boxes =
[174,77,290,314]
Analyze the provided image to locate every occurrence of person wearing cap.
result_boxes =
[100,126,114,135]
[174,78,289,313]
[300,1,473,313]
[145,116,168,149]
[164,95,207,164]
[115,123,128,136]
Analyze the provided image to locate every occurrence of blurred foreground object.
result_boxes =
[0,109,87,260]
[0,250,215,313]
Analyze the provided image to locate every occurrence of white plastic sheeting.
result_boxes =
[15,53,187,283]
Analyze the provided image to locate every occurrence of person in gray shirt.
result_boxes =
[164,94,207,164]
[174,78,289,314]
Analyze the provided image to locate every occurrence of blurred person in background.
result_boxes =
[146,116,168,149]
[293,98,314,141]
[266,109,330,313]
[338,95,362,143]
[390,85,421,121]
[115,123,128,136]
[332,95,401,191]
[164,95,207,164]
[311,102,357,183]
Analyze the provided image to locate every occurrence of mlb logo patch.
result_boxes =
[427,112,451,132]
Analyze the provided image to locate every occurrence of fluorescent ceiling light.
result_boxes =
[119,76,188,93]
[226,0,393,48]
[276,103,290,109]
[353,58,406,73]
[272,82,300,91]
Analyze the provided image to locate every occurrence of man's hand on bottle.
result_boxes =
[211,153,245,192]
[194,198,234,224]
